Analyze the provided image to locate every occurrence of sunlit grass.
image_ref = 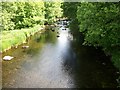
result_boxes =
[1,25,43,52]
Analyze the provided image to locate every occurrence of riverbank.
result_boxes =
[0,25,44,53]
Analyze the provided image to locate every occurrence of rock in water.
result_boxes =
[52,30,55,32]
[57,35,60,37]
[3,56,14,61]
[22,46,29,49]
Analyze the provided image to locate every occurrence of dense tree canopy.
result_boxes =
[1,1,62,31]
[44,2,62,24]
[77,2,120,69]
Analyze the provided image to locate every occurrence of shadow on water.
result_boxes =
[2,26,119,88]
[66,38,119,88]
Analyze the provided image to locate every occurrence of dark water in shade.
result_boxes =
[2,26,118,88]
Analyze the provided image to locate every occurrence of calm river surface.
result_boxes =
[2,25,118,88]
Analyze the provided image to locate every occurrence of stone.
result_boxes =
[22,46,29,49]
[3,56,14,61]
[57,35,60,37]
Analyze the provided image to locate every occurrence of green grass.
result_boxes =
[0,25,43,52]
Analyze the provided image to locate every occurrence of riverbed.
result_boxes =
[2,25,118,88]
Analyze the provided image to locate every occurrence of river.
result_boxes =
[2,25,118,88]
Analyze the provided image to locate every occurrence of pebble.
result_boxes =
[13,79,15,82]
[14,68,17,71]
[16,66,21,69]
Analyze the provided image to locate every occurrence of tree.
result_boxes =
[77,2,120,69]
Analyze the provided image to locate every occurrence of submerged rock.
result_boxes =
[51,29,55,32]
[22,46,29,49]
[57,35,60,37]
[62,28,66,30]
[3,56,14,61]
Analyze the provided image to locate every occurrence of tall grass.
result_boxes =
[0,25,43,52]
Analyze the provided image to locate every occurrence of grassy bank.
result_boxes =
[0,25,44,53]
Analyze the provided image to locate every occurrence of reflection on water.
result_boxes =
[2,26,118,88]
[2,28,75,88]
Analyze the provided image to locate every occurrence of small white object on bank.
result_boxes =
[3,56,14,61]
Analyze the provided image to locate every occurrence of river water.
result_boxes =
[2,25,118,88]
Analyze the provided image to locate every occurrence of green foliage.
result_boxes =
[61,2,79,19]
[1,2,45,30]
[77,2,120,67]
[1,1,62,30]
[77,3,120,86]
[44,2,62,24]
[1,2,15,30]
[77,3,120,47]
